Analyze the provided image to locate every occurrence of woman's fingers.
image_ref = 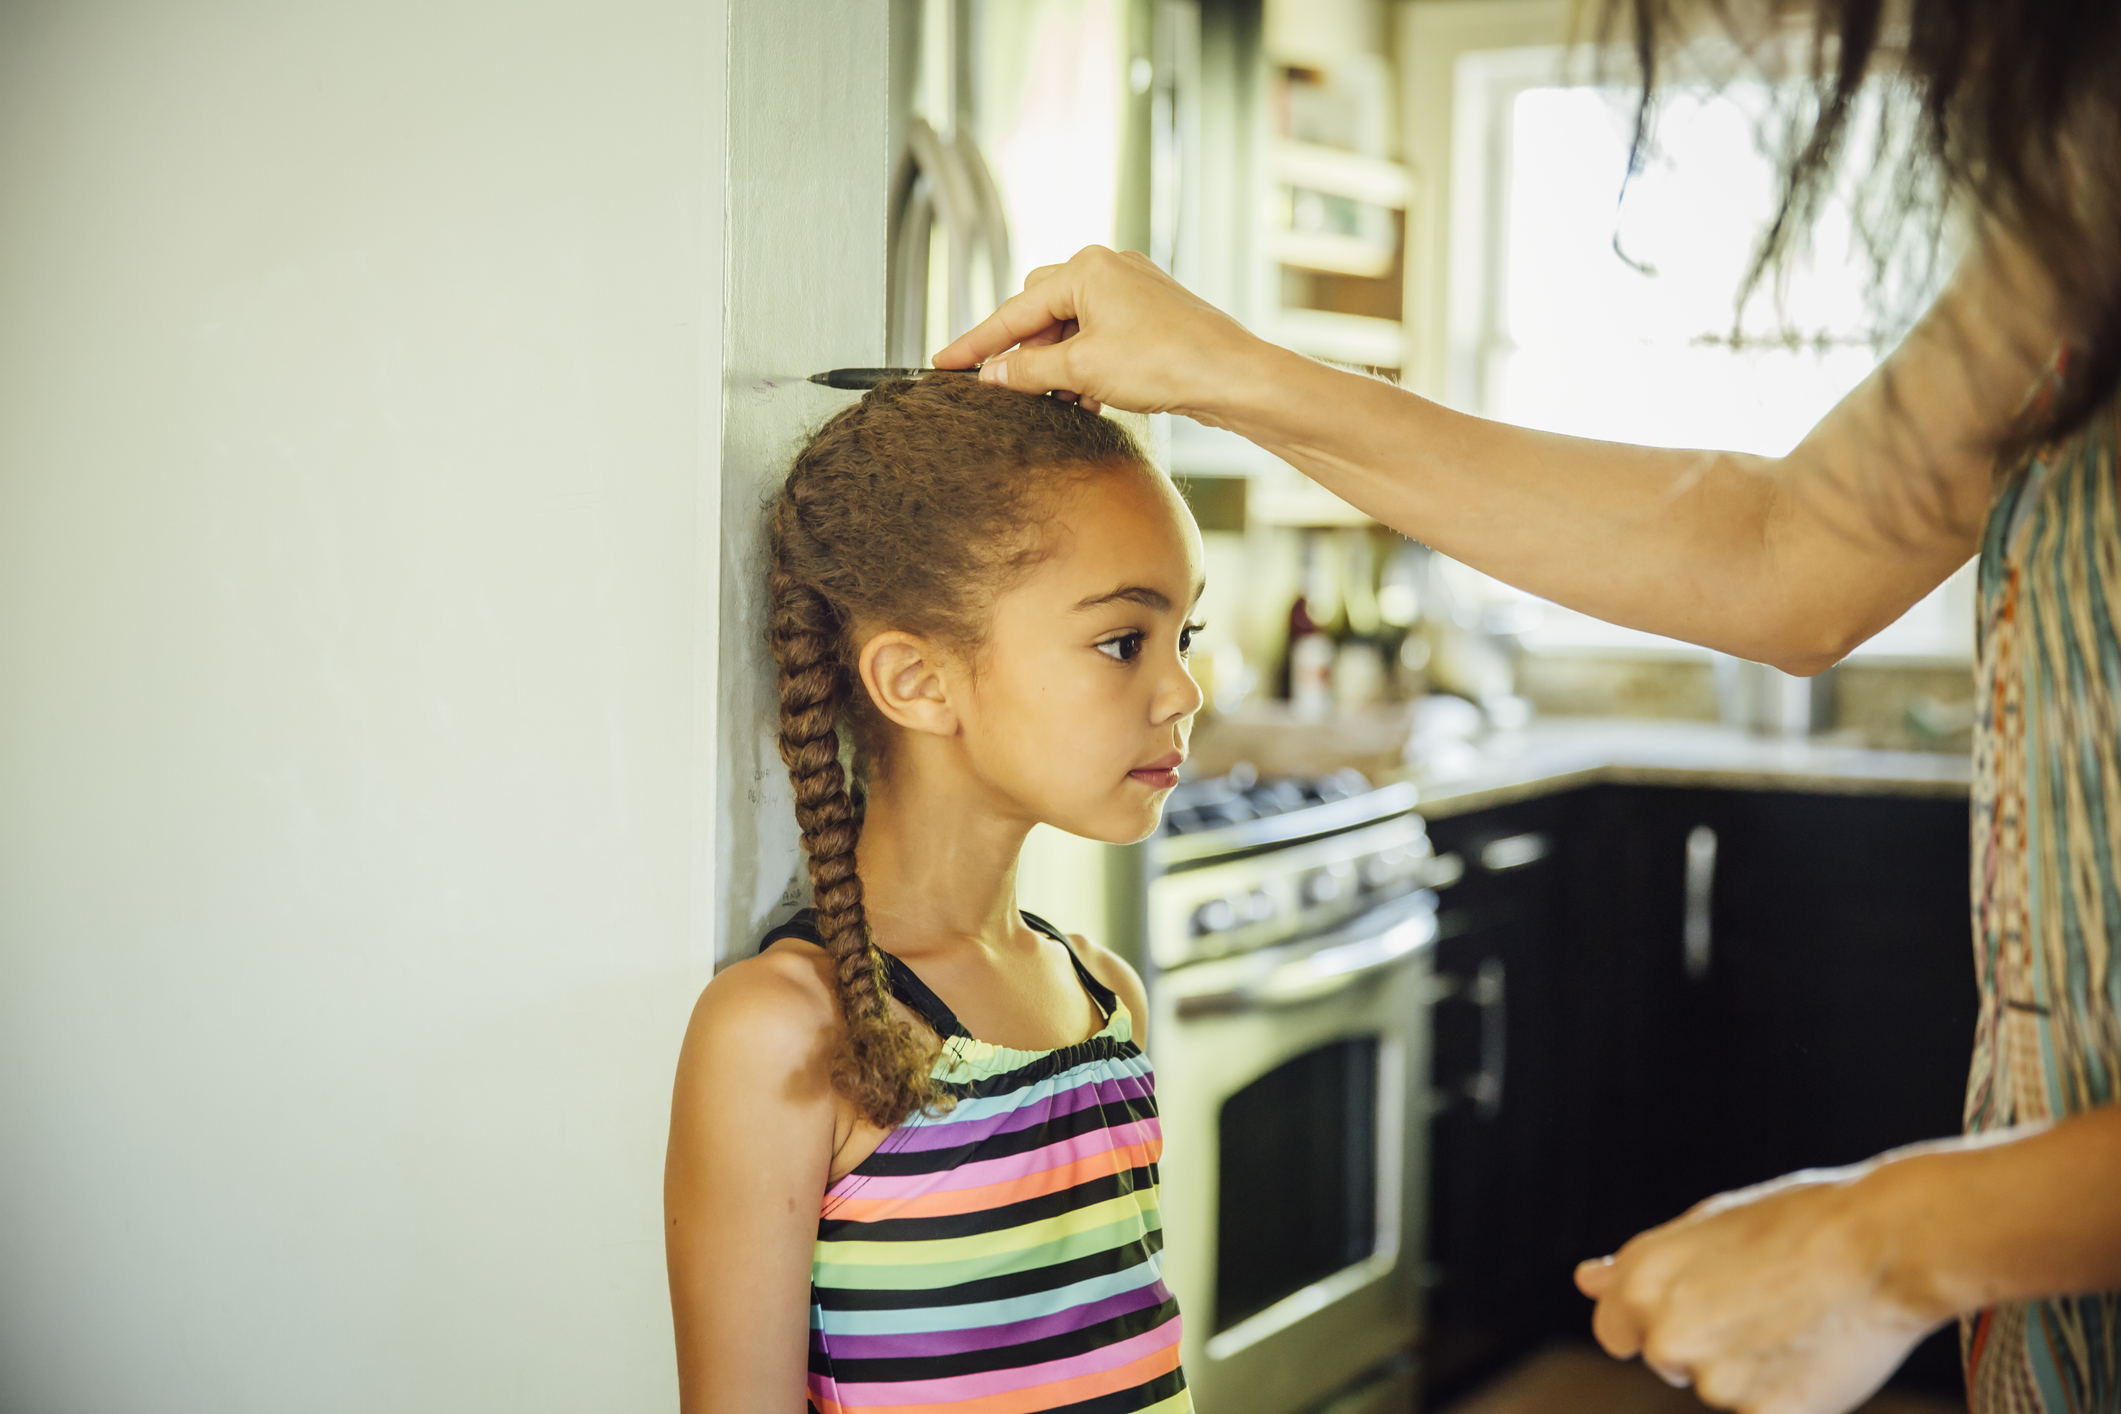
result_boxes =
[1016,318,1074,351]
[1646,1360,1694,1390]
[1575,1256,1618,1297]
[1693,1352,1765,1411]
[933,244,1264,417]
[935,269,1082,370]
[981,341,1078,397]
[1590,1271,1649,1358]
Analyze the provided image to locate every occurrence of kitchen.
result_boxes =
[0,2,2073,1414]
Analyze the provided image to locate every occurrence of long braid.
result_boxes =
[762,373,1149,1128]
[769,507,937,1128]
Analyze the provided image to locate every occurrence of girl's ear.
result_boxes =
[857,631,961,737]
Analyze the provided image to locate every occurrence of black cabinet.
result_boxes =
[1420,783,1976,1403]
[1421,796,1575,1396]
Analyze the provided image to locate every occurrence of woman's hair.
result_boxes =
[767,375,1147,1128]
[1593,0,2121,461]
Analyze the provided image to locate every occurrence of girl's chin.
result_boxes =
[1039,799,1167,848]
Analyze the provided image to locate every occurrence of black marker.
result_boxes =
[807,366,981,391]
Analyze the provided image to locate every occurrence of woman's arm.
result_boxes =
[938,234,2060,672]
[665,954,843,1414]
[1573,1104,2121,1414]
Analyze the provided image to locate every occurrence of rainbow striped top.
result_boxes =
[768,910,1191,1414]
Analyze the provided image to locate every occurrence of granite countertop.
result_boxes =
[1404,718,1972,820]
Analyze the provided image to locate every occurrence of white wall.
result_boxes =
[0,3,727,1410]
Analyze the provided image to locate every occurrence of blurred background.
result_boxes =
[0,3,1977,1413]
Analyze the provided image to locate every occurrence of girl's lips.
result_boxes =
[1129,753,1184,790]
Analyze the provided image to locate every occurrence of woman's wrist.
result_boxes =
[1181,333,1315,435]
[1852,1146,1992,1326]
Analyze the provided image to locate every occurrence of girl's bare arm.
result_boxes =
[939,233,2060,673]
[665,956,841,1414]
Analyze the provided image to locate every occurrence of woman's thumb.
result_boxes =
[980,342,1078,398]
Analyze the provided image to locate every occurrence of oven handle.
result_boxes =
[1175,913,1434,1016]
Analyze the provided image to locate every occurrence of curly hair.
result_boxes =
[767,375,1147,1128]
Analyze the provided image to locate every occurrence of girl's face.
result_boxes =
[956,463,1205,844]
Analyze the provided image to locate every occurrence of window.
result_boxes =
[1400,9,1972,661]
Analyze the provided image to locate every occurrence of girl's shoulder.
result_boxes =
[674,933,842,1102]
[1029,914,1151,1048]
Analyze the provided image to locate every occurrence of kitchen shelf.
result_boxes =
[1167,413,1377,528]
[1271,308,1407,369]
[1272,229,1398,278]
[1273,140,1413,209]
[1247,461,1372,527]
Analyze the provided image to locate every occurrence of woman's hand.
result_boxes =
[931,245,1276,420]
[1575,1165,1951,1414]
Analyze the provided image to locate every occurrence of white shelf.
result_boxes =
[1272,229,1397,277]
[1272,308,1407,368]
[1247,462,1372,526]
[1273,140,1413,209]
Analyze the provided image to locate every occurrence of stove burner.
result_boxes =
[1160,766,1373,836]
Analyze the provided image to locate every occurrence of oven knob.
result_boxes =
[1191,896,1239,936]
[1302,862,1356,907]
[1244,888,1277,925]
[1361,845,1413,890]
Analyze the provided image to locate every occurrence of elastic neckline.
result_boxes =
[760,908,1119,1049]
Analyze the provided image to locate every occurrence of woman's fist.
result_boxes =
[1575,1165,1951,1414]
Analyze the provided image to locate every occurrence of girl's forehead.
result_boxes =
[1028,467,1202,598]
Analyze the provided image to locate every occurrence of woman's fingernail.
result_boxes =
[981,360,1006,386]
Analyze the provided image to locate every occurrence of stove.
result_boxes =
[1159,764,1376,837]
[1118,769,1454,1414]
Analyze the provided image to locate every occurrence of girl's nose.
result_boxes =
[1154,654,1205,725]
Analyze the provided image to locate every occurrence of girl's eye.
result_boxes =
[1096,633,1145,663]
[1180,621,1205,658]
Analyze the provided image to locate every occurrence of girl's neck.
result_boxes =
[853,764,1034,961]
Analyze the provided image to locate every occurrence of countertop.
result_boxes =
[1404,718,1972,820]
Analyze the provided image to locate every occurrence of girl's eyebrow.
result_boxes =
[1072,580,1207,613]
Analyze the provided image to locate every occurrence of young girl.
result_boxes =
[665,376,1205,1413]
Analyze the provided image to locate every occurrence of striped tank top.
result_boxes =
[1966,371,2121,1414]
[765,910,1192,1414]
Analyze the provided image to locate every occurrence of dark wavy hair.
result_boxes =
[1593,0,2121,461]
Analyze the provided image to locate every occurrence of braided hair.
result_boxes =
[766,375,1147,1128]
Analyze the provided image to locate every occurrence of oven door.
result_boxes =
[1150,893,1436,1414]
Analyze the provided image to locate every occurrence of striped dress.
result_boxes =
[766,910,1192,1414]
[1966,371,2121,1414]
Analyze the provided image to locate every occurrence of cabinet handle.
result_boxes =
[1479,832,1550,872]
[1467,956,1507,1119]
[1683,825,1717,982]
[1422,957,1506,1119]
[1423,852,1466,891]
